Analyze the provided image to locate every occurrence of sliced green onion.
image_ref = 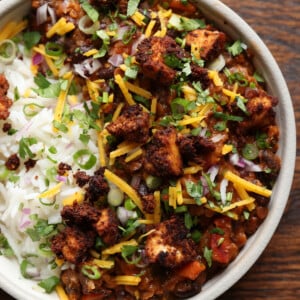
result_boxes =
[23,103,45,117]
[45,42,63,57]
[20,259,35,279]
[242,143,259,160]
[0,39,17,64]
[0,165,10,181]
[81,265,101,280]
[73,149,97,170]
[78,15,99,35]
[145,175,162,190]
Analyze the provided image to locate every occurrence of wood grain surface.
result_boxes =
[0,0,299,299]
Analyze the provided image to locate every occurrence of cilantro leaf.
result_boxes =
[227,40,246,56]
[38,276,60,293]
[185,180,203,205]
[23,31,41,50]
[203,246,213,267]
[127,0,141,16]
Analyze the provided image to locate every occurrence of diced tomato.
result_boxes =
[177,260,206,280]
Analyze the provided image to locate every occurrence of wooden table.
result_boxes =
[1,0,299,299]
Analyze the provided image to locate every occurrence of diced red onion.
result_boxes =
[32,53,43,65]
[19,208,32,230]
[22,207,31,215]
[230,154,263,172]
[199,127,207,137]
[242,158,263,172]
[108,54,123,67]
[56,175,67,183]
[36,3,48,26]
[207,165,219,182]
[220,178,228,205]
[74,58,102,78]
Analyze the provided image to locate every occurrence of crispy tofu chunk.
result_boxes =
[145,216,197,268]
[60,269,81,300]
[94,208,120,246]
[0,74,12,120]
[241,93,277,130]
[106,104,150,144]
[144,127,183,177]
[136,36,184,85]
[51,226,96,264]
[186,29,226,61]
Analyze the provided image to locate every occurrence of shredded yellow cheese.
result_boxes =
[168,186,177,209]
[38,182,63,199]
[150,97,158,123]
[224,170,272,197]
[125,147,143,163]
[86,79,100,102]
[233,183,256,211]
[102,239,138,256]
[98,132,107,167]
[110,142,140,159]
[53,74,74,126]
[92,259,115,269]
[222,82,239,103]
[104,169,144,212]
[124,81,152,99]
[178,115,206,127]
[182,85,197,101]
[154,10,168,38]
[83,48,98,57]
[183,165,202,175]
[114,74,135,105]
[221,198,256,213]
[62,191,84,206]
[0,20,28,41]
[145,20,156,38]
[44,56,59,77]
[176,180,183,205]
[114,275,142,286]
[222,144,233,155]
[208,70,224,87]
[138,219,155,225]
[55,257,65,267]
[112,103,124,121]
[46,17,75,38]
[131,11,146,27]
[56,284,69,300]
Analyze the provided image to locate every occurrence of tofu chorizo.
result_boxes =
[144,127,183,177]
[185,29,226,61]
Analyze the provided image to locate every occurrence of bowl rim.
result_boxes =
[0,0,296,300]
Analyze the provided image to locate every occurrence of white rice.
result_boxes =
[0,49,100,281]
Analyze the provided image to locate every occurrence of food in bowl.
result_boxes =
[0,0,282,299]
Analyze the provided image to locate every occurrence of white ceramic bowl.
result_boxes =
[0,1,296,299]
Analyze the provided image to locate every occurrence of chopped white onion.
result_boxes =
[210,134,225,143]
[36,3,48,26]
[220,178,228,205]
[207,54,226,71]
[47,6,56,25]
[108,54,124,67]
[74,58,102,78]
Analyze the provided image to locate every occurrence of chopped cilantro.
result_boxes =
[184,212,193,230]
[253,71,265,83]
[19,137,37,159]
[121,245,141,264]
[203,246,213,267]
[127,0,141,16]
[164,54,183,69]
[38,276,60,293]
[185,180,203,205]
[23,31,41,50]
[227,40,246,56]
